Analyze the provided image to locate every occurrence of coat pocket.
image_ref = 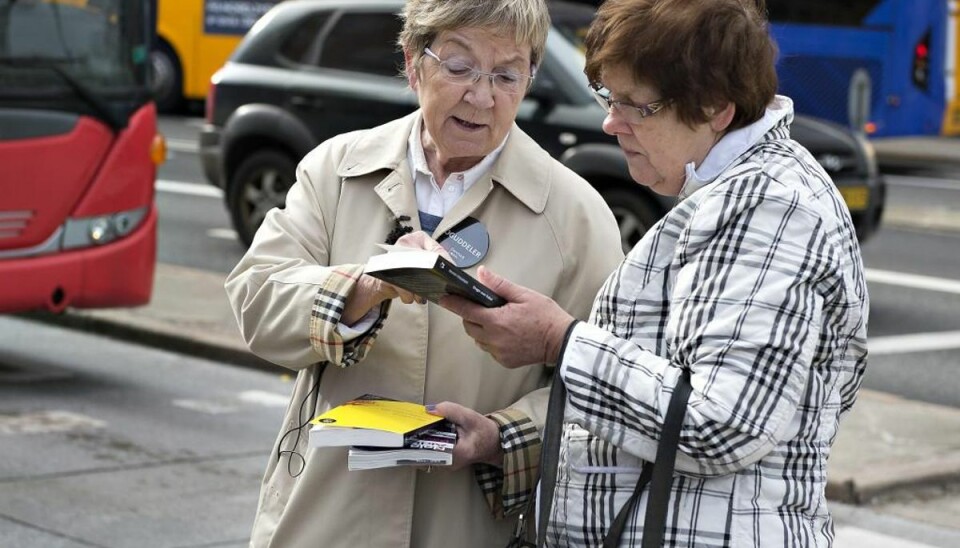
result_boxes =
[548,423,648,545]
[550,423,738,547]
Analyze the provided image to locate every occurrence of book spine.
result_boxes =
[408,439,454,452]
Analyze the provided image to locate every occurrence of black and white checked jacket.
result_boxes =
[547,98,869,547]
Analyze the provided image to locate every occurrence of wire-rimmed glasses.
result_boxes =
[591,84,668,123]
[423,47,533,95]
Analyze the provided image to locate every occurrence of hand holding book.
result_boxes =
[426,400,504,470]
[308,395,505,471]
[364,234,506,308]
[341,233,447,324]
[438,266,575,368]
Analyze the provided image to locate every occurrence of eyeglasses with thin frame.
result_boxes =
[423,47,534,95]
[591,84,668,123]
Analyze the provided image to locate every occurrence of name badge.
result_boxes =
[438,217,489,268]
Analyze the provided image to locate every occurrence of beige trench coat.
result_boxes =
[226,112,624,548]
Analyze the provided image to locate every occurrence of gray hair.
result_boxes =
[399,0,550,69]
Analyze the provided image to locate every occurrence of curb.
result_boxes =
[871,138,960,171]
[827,454,960,505]
[18,310,278,373]
[825,390,960,505]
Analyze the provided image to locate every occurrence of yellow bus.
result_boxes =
[151,0,280,111]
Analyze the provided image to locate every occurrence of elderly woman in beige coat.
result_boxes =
[224,0,623,546]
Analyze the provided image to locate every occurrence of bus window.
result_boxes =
[152,0,281,111]
[767,0,886,27]
[0,0,162,313]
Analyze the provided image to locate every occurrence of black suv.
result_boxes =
[201,0,885,249]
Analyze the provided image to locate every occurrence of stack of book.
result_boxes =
[309,394,456,471]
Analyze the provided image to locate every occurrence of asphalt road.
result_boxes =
[0,317,290,548]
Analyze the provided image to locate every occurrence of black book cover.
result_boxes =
[364,250,506,308]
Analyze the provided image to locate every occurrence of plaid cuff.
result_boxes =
[475,408,541,518]
[308,264,390,367]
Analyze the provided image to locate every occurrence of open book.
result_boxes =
[364,248,506,308]
[308,394,448,448]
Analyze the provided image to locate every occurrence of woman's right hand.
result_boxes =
[342,231,447,325]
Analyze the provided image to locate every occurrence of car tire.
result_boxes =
[599,187,662,253]
[227,149,297,247]
[150,42,183,113]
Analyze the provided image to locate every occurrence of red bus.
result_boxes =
[0,0,163,314]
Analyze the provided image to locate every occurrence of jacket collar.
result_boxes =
[335,110,550,214]
[678,95,794,201]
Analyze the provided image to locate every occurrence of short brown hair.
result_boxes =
[584,0,778,130]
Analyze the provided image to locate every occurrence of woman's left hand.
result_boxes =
[395,231,453,261]
[428,401,503,470]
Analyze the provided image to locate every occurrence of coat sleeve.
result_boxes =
[559,177,839,477]
[224,144,387,370]
[475,175,625,516]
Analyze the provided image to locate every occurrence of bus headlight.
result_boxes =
[89,218,113,244]
[62,207,148,250]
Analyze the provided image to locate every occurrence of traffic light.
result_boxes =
[912,30,930,91]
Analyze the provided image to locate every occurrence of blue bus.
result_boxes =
[769,0,958,137]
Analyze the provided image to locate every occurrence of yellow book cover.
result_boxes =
[308,394,444,448]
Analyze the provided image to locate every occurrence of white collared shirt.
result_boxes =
[407,113,508,218]
[341,113,508,337]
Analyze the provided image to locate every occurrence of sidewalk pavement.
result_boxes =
[19,261,960,507]
[871,135,960,170]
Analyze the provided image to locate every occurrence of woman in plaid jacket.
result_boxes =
[438,0,869,545]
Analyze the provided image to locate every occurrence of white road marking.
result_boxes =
[0,410,105,435]
[865,268,960,296]
[864,269,960,355]
[172,392,289,415]
[207,228,238,240]
[156,179,223,198]
[835,526,938,548]
[165,138,198,154]
[869,330,960,356]
[238,390,290,408]
[172,399,239,415]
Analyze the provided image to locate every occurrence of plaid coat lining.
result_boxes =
[548,117,869,547]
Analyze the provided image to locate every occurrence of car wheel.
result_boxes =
[150,42,183,113]
[228,150,296,247]
[600,187,662,253]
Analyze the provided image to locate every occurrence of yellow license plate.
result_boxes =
[838,186,869,211]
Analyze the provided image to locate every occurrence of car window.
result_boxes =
[279,13,331,64]
[318,12,404,77]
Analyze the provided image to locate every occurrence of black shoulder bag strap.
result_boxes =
[535,367,692,547]
[604,368,692,548]
[535,372,568,547]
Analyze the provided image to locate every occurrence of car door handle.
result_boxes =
[290,95,324,109]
